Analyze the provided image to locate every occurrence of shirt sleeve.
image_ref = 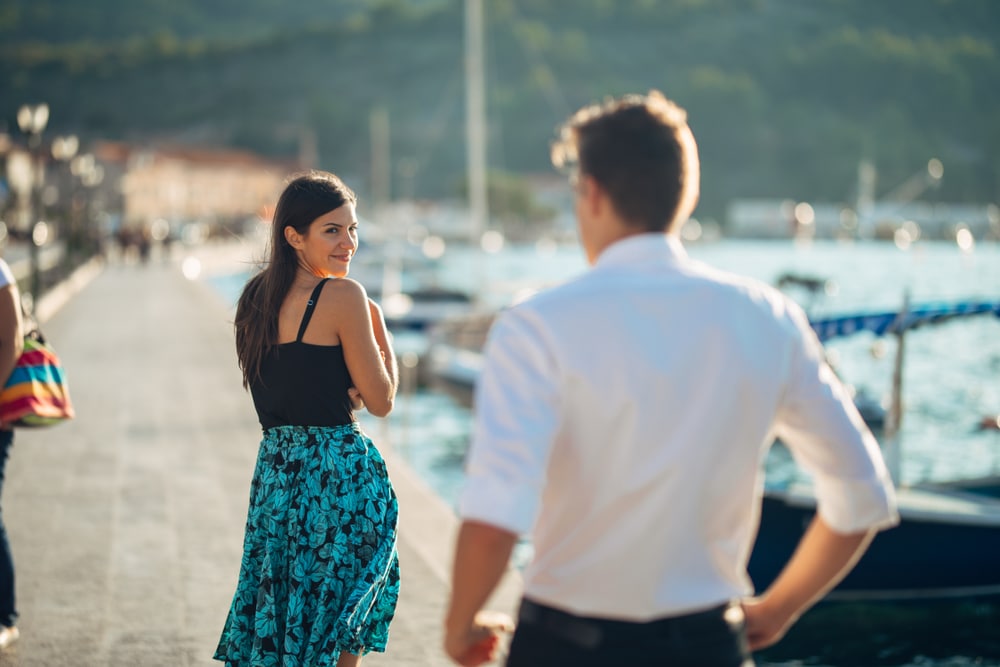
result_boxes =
[458,305,561,535]
[0,260,13,289]
[774,300,900,534]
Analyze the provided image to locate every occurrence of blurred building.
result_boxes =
[726,199,806,239]
[95,141,295,238]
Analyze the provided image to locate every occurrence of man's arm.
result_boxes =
[444,520,517,666]
[742,515,875,650]
[445,308,557,664]
[751,298,896,648]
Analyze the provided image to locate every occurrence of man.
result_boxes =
[444,91,898,666]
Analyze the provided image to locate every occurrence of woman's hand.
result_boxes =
[444,611,514,666]
[348,387,365,411]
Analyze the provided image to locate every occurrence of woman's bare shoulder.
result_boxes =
[318,277,369,309]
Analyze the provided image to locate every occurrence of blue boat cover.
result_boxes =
[810,300,1000,343]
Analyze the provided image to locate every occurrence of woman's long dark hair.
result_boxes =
[235,171,357,389]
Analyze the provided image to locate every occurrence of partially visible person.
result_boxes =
[215,171,399,667]
[0,257,23,651]
[977,414,1000,432]
[444,91,899,666]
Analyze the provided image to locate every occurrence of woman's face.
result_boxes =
[290,203,359,278]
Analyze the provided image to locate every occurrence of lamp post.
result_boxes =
[71,153,103,258]
[16,103,50,303]
[51,135,79,269]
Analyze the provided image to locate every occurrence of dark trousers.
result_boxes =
[506,598,753,667]
[0,430,15,628]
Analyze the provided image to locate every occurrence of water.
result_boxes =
[207,238,1000,666]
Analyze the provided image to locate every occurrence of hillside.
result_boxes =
[2,0,998,221]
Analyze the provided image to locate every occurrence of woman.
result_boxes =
[215,171,400,667]
[0,257,23,651]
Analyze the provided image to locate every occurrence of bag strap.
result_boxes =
[18,294,40,340]
[295,278,331,343]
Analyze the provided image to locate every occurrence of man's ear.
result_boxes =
[284,225,303,250]
[580,174,607,219]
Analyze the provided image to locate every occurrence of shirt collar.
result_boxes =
[594,233,689,269]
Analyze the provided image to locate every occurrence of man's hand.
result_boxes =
[742,517,877,651]
[445,522,519,664]
[444,611,514,666]
[741,596,795,651]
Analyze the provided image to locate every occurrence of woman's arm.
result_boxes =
[0,283,24,388]
[334,280,396,417]
[367,297,398,395]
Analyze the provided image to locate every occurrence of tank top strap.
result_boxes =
[296,278,331,342]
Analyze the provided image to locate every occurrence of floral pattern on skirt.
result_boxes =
[215,423,400,667]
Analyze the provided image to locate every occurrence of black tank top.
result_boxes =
[250,278,355,430]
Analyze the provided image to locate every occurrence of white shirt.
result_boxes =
[0,259,13,289]
[459,233,898,620]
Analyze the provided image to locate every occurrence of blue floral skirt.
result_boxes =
[214,423,400,666]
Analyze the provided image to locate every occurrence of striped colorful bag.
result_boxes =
[0,329,75,427]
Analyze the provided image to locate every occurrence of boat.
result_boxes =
[751,484,1000,601]
[749,298,1000,601]
[381,286,476,333]
[425,312,494,402]
[347,234,478,334]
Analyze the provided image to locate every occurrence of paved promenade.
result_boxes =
[1,243,521,667]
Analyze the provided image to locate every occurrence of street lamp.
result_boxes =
[51,135,78,161]
[17,104,49,147]
[70,153,104,257]
[16,103,50,303]
[51,135,79,267]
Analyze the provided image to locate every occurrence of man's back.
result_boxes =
[465,234,889,620]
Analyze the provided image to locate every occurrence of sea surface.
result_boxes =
[209,237,1000,667]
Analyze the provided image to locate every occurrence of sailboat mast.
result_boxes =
[465,0,487,247]
[371,107,401,299]
[883,290,909,485]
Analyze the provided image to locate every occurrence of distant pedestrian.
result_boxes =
[215,171,400,667]
[444,91,899,666]
[0,257,24,651]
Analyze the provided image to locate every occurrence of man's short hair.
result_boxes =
[551,90,700,233]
